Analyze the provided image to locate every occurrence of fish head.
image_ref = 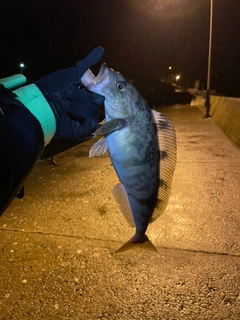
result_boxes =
[81,64,139,119]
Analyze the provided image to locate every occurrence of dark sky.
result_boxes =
[1,0,240,92]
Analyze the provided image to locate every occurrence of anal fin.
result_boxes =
[112,183,135,228]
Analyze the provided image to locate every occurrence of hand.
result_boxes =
[36,46,105,140]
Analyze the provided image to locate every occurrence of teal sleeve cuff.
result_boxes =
[0,74,26,90]
[13,84,57,145]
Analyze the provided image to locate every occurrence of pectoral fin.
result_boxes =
[95,118,127,136]
[89,137,108,157]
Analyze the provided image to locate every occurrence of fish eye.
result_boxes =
[116,81,127,92]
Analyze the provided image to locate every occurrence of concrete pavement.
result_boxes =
[0,104,240,319]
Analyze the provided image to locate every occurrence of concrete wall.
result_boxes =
[191,95,240,147]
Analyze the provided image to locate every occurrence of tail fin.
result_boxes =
[114,235,157,254]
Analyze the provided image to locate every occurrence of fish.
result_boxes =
[81,64,177,252]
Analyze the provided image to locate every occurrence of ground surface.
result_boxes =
[1,104,240,320]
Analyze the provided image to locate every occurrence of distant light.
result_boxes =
[176,75,180,81]
[168,66,172,70]
[19,63,25,74]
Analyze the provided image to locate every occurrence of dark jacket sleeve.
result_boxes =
[0,87,44,216]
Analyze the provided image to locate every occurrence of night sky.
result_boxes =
[1,0,240,94]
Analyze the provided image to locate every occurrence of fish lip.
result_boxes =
[81,69,95,88]
[96,63,107,81]
[81,63,107,90]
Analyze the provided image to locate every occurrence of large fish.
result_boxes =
[81,64,177,252]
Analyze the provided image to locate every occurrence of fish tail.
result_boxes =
[114,235,157,254]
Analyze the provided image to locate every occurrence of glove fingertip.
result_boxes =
[90,46,105,62]
[76,46,104,79]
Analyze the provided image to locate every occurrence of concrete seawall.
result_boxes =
[191,95,240,146]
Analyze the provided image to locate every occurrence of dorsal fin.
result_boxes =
[112,183,135,228]
[150,110,177,223]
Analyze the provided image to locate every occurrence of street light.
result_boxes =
[19,63,25,74]
[205,0,213,118]
[166,66,172,83]
[176,75,180,82]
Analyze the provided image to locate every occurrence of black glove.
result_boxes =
[36,46,105,140]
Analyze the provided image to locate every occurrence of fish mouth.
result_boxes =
[81,63,108,91]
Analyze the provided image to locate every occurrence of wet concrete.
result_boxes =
[1,104,240,319]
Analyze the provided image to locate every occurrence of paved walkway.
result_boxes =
[1,104,240,319]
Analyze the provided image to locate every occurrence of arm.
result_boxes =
[0,47,104,216]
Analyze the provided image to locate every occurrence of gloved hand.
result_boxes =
[36,46,105,140]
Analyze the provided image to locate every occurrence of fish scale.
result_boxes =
[107,109,159,203]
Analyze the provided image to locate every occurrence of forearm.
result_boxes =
[0,82,45,216]
[0,74,57,145]
[13,84,56,145]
